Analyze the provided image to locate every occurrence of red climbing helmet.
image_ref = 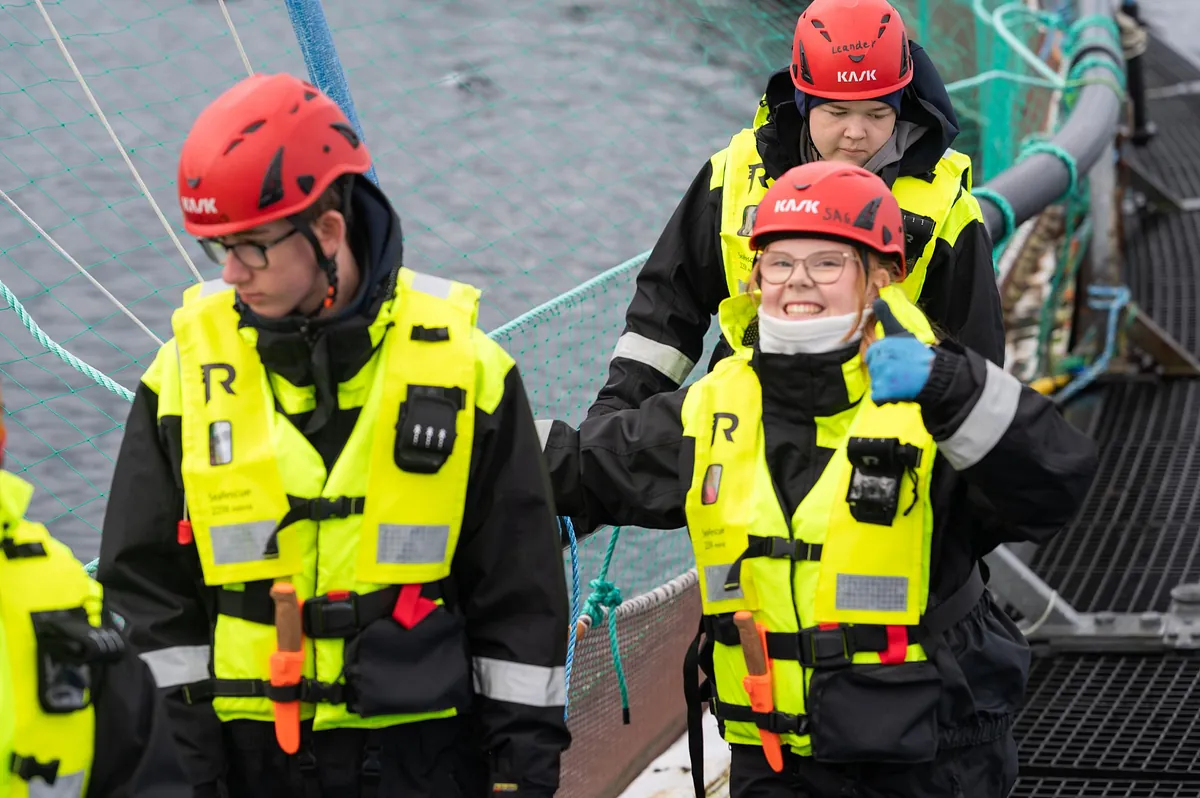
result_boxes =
[791,0,915,102]
[750,161,907,276]
[178,73,373,238]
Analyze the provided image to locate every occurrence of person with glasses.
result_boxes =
[96,72,570,798]
[539,161,1097,798]
[587,0,1006,422]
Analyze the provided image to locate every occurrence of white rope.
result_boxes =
[33,0,203,285]
[217,0,255,78]
[0,187,164,346]
[1019,590,1060,638]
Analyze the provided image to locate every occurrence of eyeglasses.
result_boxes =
[757,250,857,285]
[198,227,300,270]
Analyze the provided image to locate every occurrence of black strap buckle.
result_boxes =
[759,710,810,736]
[10,753,59,784]
[804,626,853,669]
[845,437,922,526]
[302,592,360,638]
[308,496,363,522]
[265,678,347,705]
[1,537,46,559]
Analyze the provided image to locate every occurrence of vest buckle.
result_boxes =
[804,625,853,669]
[394,385,464,474]
[10,753,60,785]
[844,437,922,526]
[301,591,360,638]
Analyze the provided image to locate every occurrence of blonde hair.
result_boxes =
[746,249,903,360]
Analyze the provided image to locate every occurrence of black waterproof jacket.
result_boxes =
[97,178,571,798]
[544,337,1098,788]
[588,43,1006,418]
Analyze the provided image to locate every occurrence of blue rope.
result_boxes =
[561,516,582,720]
[282,0,379,186]
[1055,284,1131,405]
[579,526,630,724]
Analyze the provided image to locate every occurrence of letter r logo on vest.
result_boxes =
[181,196,218,214]
[711,412,739,445]
[773,198,821,214]
[836,69,877,83]
[201,363,236,404]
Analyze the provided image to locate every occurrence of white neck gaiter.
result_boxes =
[756,308,863,355]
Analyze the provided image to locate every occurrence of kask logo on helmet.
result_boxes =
[775,198,821,214]
[836,69,878,83]
[181,196,218,215]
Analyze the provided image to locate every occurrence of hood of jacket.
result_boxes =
[753,40,960,184]
[236,175,404,433]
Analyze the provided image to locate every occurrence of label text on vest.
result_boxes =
[711,412,739,445]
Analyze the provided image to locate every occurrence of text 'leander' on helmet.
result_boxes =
[177,72,373,239]
[791,0,915,102]
[749,161,907,278]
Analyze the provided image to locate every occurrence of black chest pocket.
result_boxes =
[394,385,465,474]
[901,210,937,267]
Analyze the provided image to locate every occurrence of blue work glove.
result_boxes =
[864,299,935,404]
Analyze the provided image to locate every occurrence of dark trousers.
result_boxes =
[218,715,489,798]
[729,733,1018,798]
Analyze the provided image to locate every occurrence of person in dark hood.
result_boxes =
[586,0,1005,420]
[97,72,570,798]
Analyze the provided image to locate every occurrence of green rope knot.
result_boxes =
[1067,55,1127,103]
[582,578,623,622]
[1018,141,1079,203]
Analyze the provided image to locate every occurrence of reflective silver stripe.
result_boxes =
[472,656,566,708]
[409,271,454,299]
[610,332,695,385]
[939,360,1022,471]
[28,770,84,798]
[139,644,211,688]
[703,563,743,604]
[377,524,450,565]
[836,574,908,612]
[198,278,235,297]
[534,419,553,452]
[210,520,277,565]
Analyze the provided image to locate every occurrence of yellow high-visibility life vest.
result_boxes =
[681,285,940,758]
[0,470,107,798]
[711,126,975,302]
[167,268,506,731]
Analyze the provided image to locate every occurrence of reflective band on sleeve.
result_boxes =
[410,272,454,299]
[377,524,451,565]
[938,360,1022,471]
[703,563,744,604]
[611,332,696,385]
[534,419,553,452]
[210,521,277,565]
[472,656,566,708]
[835,574,908,613]
[139,644,212,688]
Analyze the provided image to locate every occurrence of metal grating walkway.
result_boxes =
[1016,33,1200,797]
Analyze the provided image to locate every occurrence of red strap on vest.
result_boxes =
[879,625,909,664]
[392,584,436,629]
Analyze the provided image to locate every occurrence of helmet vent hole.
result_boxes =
[257,146,286,210]
[296,175,315,196]
[186,177,201,189]
[223,138,244,156]
[290,103,300,114]
[241,120,266,134]
[304,90,318,101]
[853,197,882,231]
[330,122,361,149]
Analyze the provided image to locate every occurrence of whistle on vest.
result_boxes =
[845,437,922,526]
[269,582,304,755]
[733,611,784,773]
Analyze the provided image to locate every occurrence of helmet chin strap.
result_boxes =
[291,221,339,319]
